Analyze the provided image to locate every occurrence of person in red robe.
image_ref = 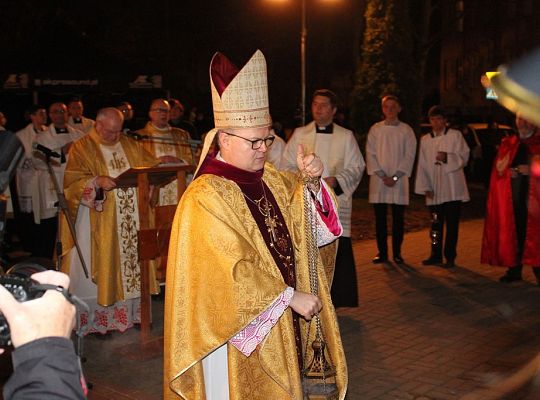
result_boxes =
[481,114,540,283]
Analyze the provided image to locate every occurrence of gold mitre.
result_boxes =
[195,50,271,175]
[491,47,540,126]
[210,49,271,129]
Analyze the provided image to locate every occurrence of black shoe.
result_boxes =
[499,274,522,283]
[442,260,456,268]
[393,255,404,264]
[422,257,442,266]
[372,255,388,264]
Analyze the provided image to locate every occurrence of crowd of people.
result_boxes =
[1,47,540,399]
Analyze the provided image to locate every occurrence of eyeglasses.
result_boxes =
[150,108,169,114]
[223,132,275,150]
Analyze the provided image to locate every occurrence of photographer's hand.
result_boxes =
[0,271,75,353]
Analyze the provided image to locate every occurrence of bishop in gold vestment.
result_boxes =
[164,50,348,399]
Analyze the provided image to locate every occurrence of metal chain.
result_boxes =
[300,174,338,396]
[301,173,323,366]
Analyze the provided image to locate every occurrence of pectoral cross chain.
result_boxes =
[264,200,278,242]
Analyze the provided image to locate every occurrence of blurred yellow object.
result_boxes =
[481,71,499,88]
[490,48,540,126]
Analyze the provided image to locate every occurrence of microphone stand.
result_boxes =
[42,150,93,390]
[43,153,88,277]
[124,131,202,163]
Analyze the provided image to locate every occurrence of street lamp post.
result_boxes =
[269,0,338,126]
[301,0,307,126]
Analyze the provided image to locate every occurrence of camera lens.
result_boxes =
[13,287,28,301]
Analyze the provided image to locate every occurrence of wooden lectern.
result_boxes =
[115,164,195,340]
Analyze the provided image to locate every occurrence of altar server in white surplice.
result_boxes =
[415,105,469,268]
[281,89,365,307]
[366,95,417,265]
[15,105,49,257]
[30,102,85,259]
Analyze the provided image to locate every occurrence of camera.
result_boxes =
[0,263,48,347]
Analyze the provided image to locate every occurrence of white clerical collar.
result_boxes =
[519,130,534,140]
[384,119,400,126]
[150,123,170,132]
[216,152,227,163]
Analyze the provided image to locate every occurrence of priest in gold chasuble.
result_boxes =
[139,98,195,206]
[60,108,159,334]
[164,50,348,399]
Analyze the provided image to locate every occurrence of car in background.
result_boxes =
[466,123,514,148]
[462,123,515,185]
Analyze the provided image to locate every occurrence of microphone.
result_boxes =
[123,129,148,141]
[187,139,202,147]
[32,142,61,158]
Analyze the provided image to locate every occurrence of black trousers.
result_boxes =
[373,203,404,258]
[507,175,530,276]
[428,201,461,262]
[330,237,358,307]
[17,212,38,255]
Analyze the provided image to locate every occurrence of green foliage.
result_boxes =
[351,0,422,136]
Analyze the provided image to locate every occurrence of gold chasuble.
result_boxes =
[164,161,347,399]
[139,122,194,205]
[61,130,158,306]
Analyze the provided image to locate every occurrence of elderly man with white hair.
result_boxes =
[60,108,158,334]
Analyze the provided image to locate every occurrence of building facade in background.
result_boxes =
[439,0,539,123]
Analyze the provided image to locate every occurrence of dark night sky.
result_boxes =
[1,1,360,128]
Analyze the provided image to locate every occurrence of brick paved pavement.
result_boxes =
[6,219,538,400]
[341,219,540,400]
